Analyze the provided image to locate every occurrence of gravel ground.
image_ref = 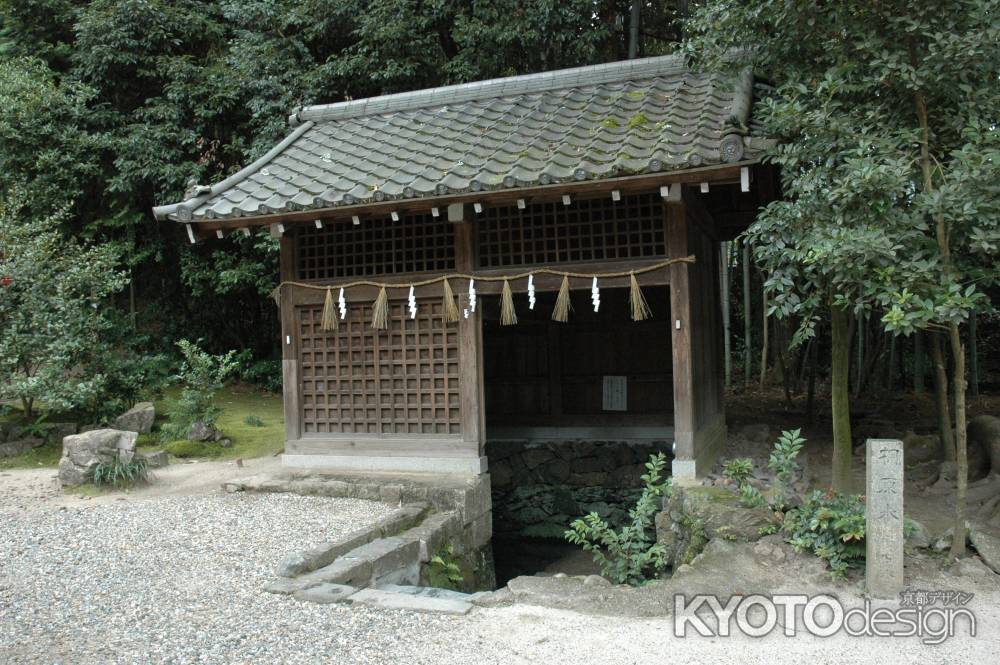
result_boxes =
[2,490,999,664]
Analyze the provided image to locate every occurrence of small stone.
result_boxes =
[582,574,610,587]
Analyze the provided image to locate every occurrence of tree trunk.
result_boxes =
[21,397,34,421]
[929,333,955,462]
[886,334,897,395]
[806,334,818,426]
[914,331,925,393]
[853,313,865,397]
[742,242,752,387]
[831,303,853,493]
[759,285,769,390]
[969,312,979,398]
[720,242,732,389]
[948,323,968,558]
[627,1,641,58]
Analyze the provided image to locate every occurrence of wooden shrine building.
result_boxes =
[154,55,775,483]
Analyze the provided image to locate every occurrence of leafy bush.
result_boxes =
[426,544,464,590]
[782,490,866,579]
[565,452,670,586]
[722,458,754,487]
[93,453,149,488]
[739,483,766,508]
[161,340,238,441]
[768,429,805,508]
[234,350,282,393]
[243,414,264,427]
[0,191,128,419]
[768,429,805,483]
[164,440,213,458]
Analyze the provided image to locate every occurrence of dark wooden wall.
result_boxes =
[276,186,727,471]
[483,288,672,427]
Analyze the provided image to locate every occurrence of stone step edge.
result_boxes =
[264,510,461,595]
[275,502,430,577]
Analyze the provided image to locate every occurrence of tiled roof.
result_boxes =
[153,55,762,223]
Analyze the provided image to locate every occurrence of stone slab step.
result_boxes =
[349,588,472,615]
[293,582,357,604]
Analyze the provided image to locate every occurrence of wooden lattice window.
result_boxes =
[296,213,456,280]
[477,192,665,268]
[297,301,461,435]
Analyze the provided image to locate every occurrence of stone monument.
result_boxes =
[865,438,904,599]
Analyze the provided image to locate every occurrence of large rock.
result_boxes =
[969,524,1000,574]
[0,436,45,458]
[658,485,776,569]
[969,415,1000,475]
[58,429,137,487]
[112,402,155,434]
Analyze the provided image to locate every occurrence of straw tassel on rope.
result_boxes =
[321,287,339,331]
[552,275,572,322]
[371,286,389,330]
[441,279,460,323]
[500,279,517,326]
[629,271,652,321]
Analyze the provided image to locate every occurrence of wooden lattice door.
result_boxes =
[297,300,461,436]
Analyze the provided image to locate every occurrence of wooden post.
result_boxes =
[742,241,752,387]
[279,234,301,444]
[666,200,695,473]
[453,208,486,455]
[720,241,731,389]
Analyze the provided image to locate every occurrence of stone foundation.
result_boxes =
[225,471,495,592]
[487,439,672,536]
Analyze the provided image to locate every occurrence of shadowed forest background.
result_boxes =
[0,0,997,430]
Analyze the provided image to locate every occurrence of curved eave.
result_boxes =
[173,159,764,238]
[151,121,315,221]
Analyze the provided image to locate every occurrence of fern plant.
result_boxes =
[565,452,670,586]
[93,453,149,488]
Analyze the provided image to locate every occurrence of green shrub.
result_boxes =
[782,489,865,579]
[234,350,282,393]
[722,457,754,487]
[243,414,264,427]
[161,340,238,441]
[93,453,149,488]
[565,452,670,586]
[768,429,805,483]
[164,439,213,458]
[739,483,766,508]
[426,544,464,590]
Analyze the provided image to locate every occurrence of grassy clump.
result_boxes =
[93,454,149,488]
[164,440,213,458]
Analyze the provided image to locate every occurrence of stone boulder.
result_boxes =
[969,415,1000,475]
[969,524,1000,574]
[658,485,777,570]
[112,402,155,434]
[0,436,45,458]
[186,421,221,441]
[58,429,138,487]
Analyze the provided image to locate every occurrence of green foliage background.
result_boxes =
[0,0,683,363]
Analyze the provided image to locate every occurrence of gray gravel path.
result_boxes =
[2,491,998,664]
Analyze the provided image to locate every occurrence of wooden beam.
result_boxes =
[453,221,485,454]
[279,235,301,444]
[666,200,695,464]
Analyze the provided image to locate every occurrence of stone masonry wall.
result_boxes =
[487,440,672,537]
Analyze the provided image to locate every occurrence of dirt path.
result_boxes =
[0,455,283,512]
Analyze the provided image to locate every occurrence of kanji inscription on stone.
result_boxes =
[866,438,905,599]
